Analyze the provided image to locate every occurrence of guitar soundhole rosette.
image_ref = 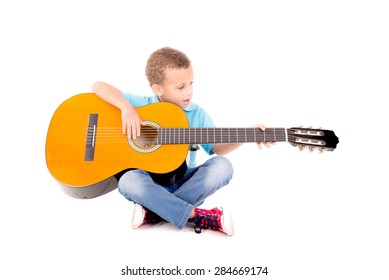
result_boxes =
[127,121,161,153]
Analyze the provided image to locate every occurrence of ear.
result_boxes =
[151,84,163,97]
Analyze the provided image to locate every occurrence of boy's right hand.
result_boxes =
[121,106,145,139]
[91,81,145,138]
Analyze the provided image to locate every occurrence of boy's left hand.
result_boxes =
[256,124,276,150]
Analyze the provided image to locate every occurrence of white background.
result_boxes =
[1,0,388,279]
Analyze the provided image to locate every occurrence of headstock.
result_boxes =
[287,127,339,152]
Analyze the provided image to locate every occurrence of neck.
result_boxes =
[156,127,287,144]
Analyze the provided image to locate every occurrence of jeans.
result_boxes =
[118,156,233,229]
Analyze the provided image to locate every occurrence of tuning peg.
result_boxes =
[309,146,314,152]
[298,145,305,151]
[319,147,325,153]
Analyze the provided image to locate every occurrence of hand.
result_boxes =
[255,124,276,150]
[121,106,145,139]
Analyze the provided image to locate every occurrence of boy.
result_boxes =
[92,47,272,236]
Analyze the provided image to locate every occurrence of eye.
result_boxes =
[178,81,193,90]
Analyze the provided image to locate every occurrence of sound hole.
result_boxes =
[132,125,158,149]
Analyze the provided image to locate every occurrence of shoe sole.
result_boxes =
[132,204,145,229]
[220,207,234,236]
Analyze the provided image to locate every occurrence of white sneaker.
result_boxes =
[131,204,163,229]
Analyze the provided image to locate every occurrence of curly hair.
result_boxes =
[145,47,191,86]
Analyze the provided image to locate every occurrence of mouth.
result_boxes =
[183,98,191,104]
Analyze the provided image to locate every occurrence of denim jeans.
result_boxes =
[118,156,233,229]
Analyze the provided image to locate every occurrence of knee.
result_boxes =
[211,156,234,179]
[117,170,147,198]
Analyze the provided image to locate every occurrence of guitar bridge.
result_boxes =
[85,114,98,161]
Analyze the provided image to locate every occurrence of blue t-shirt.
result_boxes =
[122,92,215,168]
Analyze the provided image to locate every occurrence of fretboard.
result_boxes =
[156,127,287,144]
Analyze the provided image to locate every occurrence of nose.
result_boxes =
[186,84,193,97]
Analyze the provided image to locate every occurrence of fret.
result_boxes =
[192,128,195,143]
[255,128,261,142]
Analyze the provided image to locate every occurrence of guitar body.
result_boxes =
[45,93,189,192]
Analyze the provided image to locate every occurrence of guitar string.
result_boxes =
[91,130,288,134]
[91,132,288,138]
[91,132,318,139]
[90,130,288,141]
[91,135,289,143]
[87,127,288,143]
[90,129,287,132]
[92,127,288,130]
[90,128,288,133]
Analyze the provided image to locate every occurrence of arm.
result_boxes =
[212,143,243,155]
[91,81,144,138]
[212,125,275,155]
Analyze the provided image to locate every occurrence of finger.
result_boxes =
[266,141,276,148]
[255,124,266,131]
[127,125,132,139]
[122,120,126,134]
[131,121,137,139]
[123,120,130,137]
[124,123,132,139]
[124,120,132,139]
[137,119,147,137]
[135,119,142,137]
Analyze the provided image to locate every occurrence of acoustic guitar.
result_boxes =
[45,93,338,197]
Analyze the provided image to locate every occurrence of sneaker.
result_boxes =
[188,207,234,236]
[132,204,163,229]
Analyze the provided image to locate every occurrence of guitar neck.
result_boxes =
[156,127,287,144]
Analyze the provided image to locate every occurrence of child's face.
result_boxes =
[154,66,194,109]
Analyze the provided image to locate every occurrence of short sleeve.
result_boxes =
[122,92,159,107]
